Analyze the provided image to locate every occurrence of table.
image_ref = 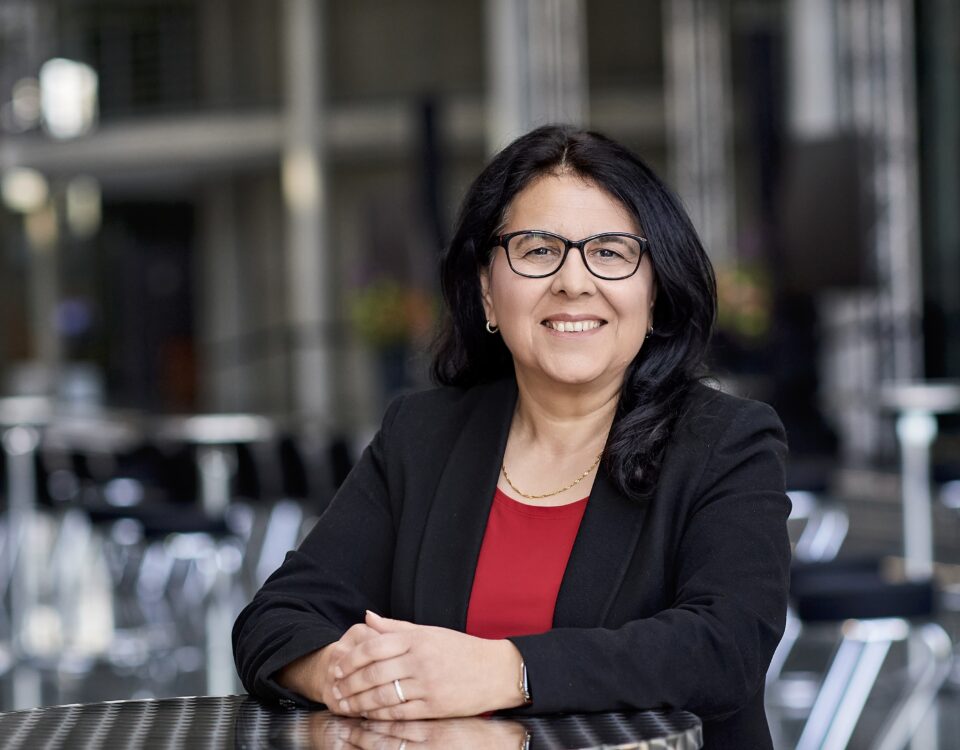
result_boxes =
[879,380,960,578]
[0,694,703,749]
[154,414,276,517]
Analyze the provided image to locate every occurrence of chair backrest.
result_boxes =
[787,490,849,564]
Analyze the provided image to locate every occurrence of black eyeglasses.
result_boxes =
[494,230,649,280]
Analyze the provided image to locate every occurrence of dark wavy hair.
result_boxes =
[431,125,716,503]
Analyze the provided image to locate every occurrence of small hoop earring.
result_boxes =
[645,327,654,340]
[486,321,499,334]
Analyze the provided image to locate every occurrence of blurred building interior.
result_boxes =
[1,0,959,747]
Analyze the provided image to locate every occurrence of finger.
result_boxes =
[335,654,412,700]
[326,624,378,672]
[334,633,411,680]
[324,683,367,717]
[342,622,379,647]
[365,610,419,633]
[363,699,430,722]
[338,678,423,715]
[328,626,389,683]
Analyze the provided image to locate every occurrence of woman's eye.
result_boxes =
[525,246,559,257]
[591,247,625,260]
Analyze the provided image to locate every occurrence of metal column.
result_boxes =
[663,0,736,267]
[282,0,333,417]
[838,0,924,382]
[485,0,587,154]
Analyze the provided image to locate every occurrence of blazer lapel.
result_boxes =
[553,468,648,627]
[413,379,517,629]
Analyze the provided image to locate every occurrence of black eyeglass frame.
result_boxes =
[494,230,650,280]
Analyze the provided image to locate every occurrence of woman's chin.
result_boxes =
[529,365,614,389]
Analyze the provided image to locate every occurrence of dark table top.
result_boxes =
[0,694,702,749]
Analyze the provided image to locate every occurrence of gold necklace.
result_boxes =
[501,452,603,500]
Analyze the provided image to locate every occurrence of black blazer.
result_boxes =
[233,378,791,749]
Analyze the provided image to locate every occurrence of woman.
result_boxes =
[233,125,790,749]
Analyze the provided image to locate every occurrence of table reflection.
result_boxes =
[237,698,703,750]
[302,713,530,749]
[0,694,702,749]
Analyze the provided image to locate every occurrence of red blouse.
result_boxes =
[465,487,588,639]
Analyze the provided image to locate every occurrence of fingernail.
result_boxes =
[338,699,349,712]
[332,685,342,701]
[334,665,344,679]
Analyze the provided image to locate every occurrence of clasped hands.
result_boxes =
[309,611,524,720]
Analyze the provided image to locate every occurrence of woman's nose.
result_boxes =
[550,248,597,295]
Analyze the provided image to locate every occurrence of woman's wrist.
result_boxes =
[490,640,530,711]
[275,645,331,703]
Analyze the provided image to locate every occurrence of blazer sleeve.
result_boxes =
[231,395,405,707]
[506,399,791,720]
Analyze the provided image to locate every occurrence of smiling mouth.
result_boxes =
[541,320,606,332]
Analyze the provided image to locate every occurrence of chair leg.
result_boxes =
[255,500,303,587]
[821,638,891,749]
[871,623,953,750]
[796,623,898,750]
[205,553,240,696]
[767,606,802,684]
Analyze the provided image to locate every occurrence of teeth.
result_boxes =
[545,320,602,332]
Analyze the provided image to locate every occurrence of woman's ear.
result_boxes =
[479,266,495,324]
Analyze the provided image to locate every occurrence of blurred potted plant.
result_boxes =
[714,264,773,377]
[716,265,771,341]
[348,278,437,398]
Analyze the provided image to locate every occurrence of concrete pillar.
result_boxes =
[663,0,736,266]
[786,0,840,138]
[485,0,588,154]
[282,0,332,417]
[792,0,924,465]
[877,0,923,382]
[836,0,924,381]
[197,183,246,411]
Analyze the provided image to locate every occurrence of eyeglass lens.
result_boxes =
[506,232,643,278]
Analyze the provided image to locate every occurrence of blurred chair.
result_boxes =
[769,486,952,750]
[0,396,54,699]
[37,413,268,696]
[792,566,951,750]
[937,478,960,689]
[247,420,352,589]
[767,488,850,697]
[3,402,352,703]
[116,413,276,695]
